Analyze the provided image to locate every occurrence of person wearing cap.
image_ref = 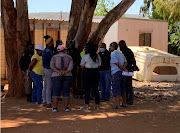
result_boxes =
[42,35,54,108]
[98,43,111,102]
[80,42,101,111]
[27,44,44,105]
[50,45,73,112]
[54,40,63,55]
[119,40,139,106]
[110,42,128,109]
[67,40,82,98]
[19,40,35,102]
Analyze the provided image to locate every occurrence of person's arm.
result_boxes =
[80,55,86,71]
[63,56,74,76]
[27,58,38,75]
[123,61,128,68]
[114,62,128,72]
[98,54,102,68]
[50,56,63,76]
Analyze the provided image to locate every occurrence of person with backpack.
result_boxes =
[19,41,35,102]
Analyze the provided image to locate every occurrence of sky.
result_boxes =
[28,0,144,14]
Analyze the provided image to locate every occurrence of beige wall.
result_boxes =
[118,18,168,52]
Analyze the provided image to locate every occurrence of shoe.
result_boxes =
[52,107,58,112]
[43,103,47,108]
[64,107,70,112]
[100,99,109,102]
[80,94,85,99]
[80,106,89,111]
[46,104,53,109]
[127,102,134,106]
[94,106,100,110]
[112,106,121,109]
[26,94,32,102]
[121,104,127,108]
[74,95,79,98]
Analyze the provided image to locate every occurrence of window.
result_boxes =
[153,66,177,75]
[139,33,151,47]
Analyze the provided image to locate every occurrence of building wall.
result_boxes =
[117,18,168,52]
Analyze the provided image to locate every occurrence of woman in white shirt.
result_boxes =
[80,42,101,111]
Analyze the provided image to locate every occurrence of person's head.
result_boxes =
[44,35,54,48]
[110,42,118,52]
[86,42,98,62]
[56,40,63,47]
[99,43,106,53]
[119,40,127,51]
[57,45,65,53]
[35,44,44,56]
[69,40,75,49]
[26,40,35,53]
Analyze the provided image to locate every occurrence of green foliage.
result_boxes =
[94,0,115,16]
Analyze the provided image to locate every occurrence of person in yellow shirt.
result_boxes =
[27,44,44,105]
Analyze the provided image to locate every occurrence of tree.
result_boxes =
[1,0,30,97]
[67,0,136,51]
[94,0,115,16]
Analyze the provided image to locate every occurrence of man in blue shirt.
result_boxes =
[42,35,54,108]
[110,42,128,109]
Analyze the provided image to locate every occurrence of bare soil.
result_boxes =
[1,80,180,133]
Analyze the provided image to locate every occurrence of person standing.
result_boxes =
[27,44,44,105]
[110,42,128,109]
[80,42,101,111]
[19,41,35,102]
[119,40,139,106]
[42,35,54,108]
[98,43,111,102]
[50,45,73,112]
[67,40,82,98]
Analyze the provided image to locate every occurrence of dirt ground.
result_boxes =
[1,80,180,133]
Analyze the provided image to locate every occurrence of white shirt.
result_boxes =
[80,53,101,68]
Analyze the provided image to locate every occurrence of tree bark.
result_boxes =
[1,0,30,98]
[89,0,136,45]
[66,0,84,47]
[74,0,98,51]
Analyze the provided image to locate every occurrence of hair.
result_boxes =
[101,43,106,47]
[118,40,126,47]
[86,42,98,62]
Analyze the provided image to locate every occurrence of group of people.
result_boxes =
[19,35,139,112]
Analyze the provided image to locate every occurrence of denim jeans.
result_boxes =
[52,76,72,99]
[99,70,111,100]
[125,76,134,103]
[30,71,43,105]
[43,68,53,104]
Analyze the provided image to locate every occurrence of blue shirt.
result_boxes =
[110,50,127,75]
[42,47,54,69]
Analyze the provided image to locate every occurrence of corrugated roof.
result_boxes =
[29,12,150,22]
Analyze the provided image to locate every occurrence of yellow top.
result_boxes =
[31,54,43,75]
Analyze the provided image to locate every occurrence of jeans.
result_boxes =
[52,76,72,99]
[99,70,111,100]
[83,68,100,105]
[125,76,134,103]
[30,71,43,105]
[43,68,53,104]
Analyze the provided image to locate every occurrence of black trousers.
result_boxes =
[83,68,100,105]
[125,76,134,103]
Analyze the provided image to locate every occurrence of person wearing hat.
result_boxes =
[110,42,128,109]
[19,40,35,102]
[50,45,73,112]
[54,40,63,55]
[42,35,54,108]
[27,44,44,105]
[67,40,82,98]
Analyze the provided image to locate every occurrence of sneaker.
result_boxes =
[46,104,53,109]
[52,107,58,112]
[121,104,127,108]
[64,107,70,112]
[127,102,134,106]
[74,95,79,98]
[80,106,89,111]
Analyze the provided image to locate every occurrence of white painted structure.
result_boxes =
[130,46,180,82]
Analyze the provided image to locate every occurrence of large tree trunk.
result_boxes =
[89,0,136,44]
[66,0,84,47]
[74,0,98,51]
[1,0,30,98]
